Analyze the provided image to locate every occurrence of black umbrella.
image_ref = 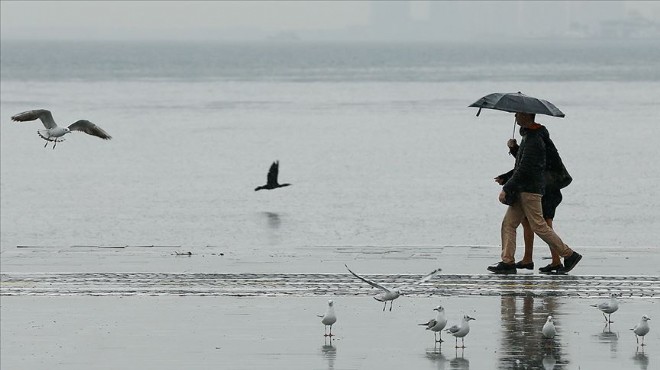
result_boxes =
[469,92,565,118]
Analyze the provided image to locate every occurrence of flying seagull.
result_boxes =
[631,315,651,346]
[591,293,620,324]
[11,109,112,149]
[254,161,291,191]
[318,300,337,337]
[419,305,448,342]
[542,315,556,339]
[344,264,441,311]
[446,314,475,348]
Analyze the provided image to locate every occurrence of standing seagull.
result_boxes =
[345,264,441,312]
[631,315,651,346]
[419,305,448,342]
[591,293,620,324]
[446,315,475,348]
[254,161,291,191]
[11,109,112,149]
[318,300,337,337]
[542,315,556,339]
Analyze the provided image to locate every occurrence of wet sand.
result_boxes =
[1,294,657,369]
[1,245,658,369]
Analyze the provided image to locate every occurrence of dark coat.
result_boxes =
[500,125,571,193]
[501,125,547,196]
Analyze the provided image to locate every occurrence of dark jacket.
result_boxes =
[501,125,547,196]
[501,125,571,193]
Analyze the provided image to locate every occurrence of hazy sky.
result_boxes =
[1,1,659,41]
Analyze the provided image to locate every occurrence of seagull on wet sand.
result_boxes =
[254,161,291,191]
[542,315,556,339]
[11,109,112,149]
[446,315,475,348]
[419,305,448,342]
[631,315,651,346]
[318,300,337,337]
[344,264,441,311]
[591,293,620,324]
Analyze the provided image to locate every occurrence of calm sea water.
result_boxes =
[1,40,659,255]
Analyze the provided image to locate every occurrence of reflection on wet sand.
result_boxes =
[449,348,470,370]
[262,212,282,229]
[498,293,567,369]
[425,347,448,369]
[260,212,283,245]
[632,348,649,370]
[321,337,336,370]
[595,326,619,354]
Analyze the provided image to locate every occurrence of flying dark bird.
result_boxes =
[11,109,112,149]
[254,161,291,191]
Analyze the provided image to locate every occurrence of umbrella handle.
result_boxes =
[512,117,517,139]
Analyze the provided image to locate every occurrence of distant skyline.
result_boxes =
[1,1,659,42]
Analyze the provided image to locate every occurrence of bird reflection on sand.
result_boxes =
[542,354,557,370]
[450,349,469,370]
[262,212,282,229]
[321,339,336,370]
[633,348,649,370]
[595,327,619,353]
[424,347,448,369]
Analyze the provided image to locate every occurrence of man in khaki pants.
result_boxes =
[488,112,582,274]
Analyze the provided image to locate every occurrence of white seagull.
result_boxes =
[344,264,441,311]
[318,300,337,337]
[446,315,475,348]
[542,315,556,339]
[419,305,448,342]
[631,315,651,346]
[591,293,620,324]
[11,109,112,149]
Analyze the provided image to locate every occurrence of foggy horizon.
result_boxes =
[2,1,660,42]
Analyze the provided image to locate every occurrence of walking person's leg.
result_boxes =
[488,201,524,273]
[515,217,535,269]
[519,193,582,273]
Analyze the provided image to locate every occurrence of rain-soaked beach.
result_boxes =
[1,245,658,369]
[2,27,660,370]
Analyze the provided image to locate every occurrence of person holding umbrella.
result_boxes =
[488,112,581,274]
[495,127,572,273]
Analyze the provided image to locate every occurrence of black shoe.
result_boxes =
[558,252,582,274]
[515,261,534,270]
[487,262,517,274]
[539,263,563,273]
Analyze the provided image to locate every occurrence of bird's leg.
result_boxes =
[461,338,466,348]
[329,325,333,337]
[455,337,458,348]
[438,332,443,342]
[636,335,639,345]
[382,302,386,311]
[608,313,613,324]
[389,301,393,311]
[44,140,49,148]
[641,336,645,346]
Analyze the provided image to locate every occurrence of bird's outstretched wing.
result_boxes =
[414,268,442,285]
[11,109,57,129]
[345,264,390,293]
[68,120,112,140]
[266,161,279,186]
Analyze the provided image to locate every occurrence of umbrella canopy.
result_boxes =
[469,92,565,118]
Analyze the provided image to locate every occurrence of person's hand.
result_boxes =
[494,176,505,185]
[507,139,518,148]
[499,190,507,204]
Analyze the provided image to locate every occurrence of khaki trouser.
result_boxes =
[501,192,573,264]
